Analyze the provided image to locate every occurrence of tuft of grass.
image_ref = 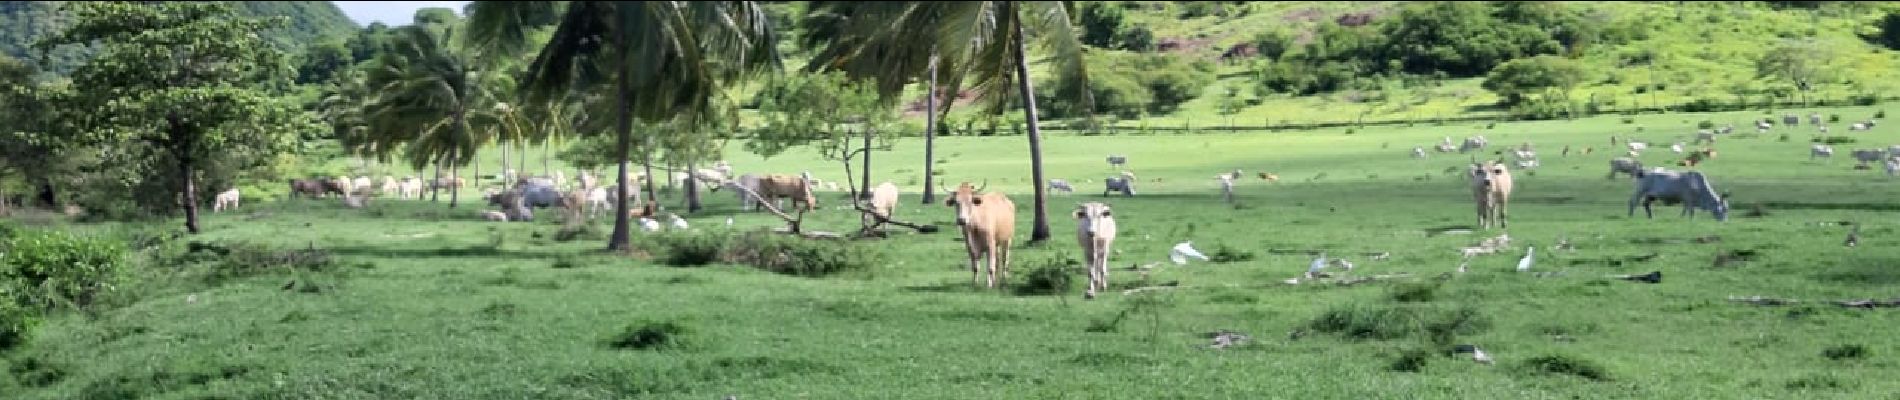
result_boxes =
[1522,354,1613,381]
[1823,344,1868,361]
[1389,347,1433,372]
[1308,304,1489,345]
[657,233,727,267]
[1387,281,1442,303]
[606,320,691,351]
[1012,259,1075,296]
[1207,243,1255,263]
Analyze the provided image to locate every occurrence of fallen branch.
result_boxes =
[1727,295,1798,306]
[1727,295,1900,308]
[1121,282,1183,296]
[722,183,805,234]
[1834,298,1900,308]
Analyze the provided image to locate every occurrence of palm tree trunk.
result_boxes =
[501,139,509,188]
[448,150,461,209]
[921,53,940,205]
[1010,5,1053,243]
[642,142,658,211]
[542,140,551,177]
[860,126,873,200]
[608,71,635,251]
[431,158,441,203]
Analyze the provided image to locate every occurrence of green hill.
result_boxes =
[0,1,359,74]
[771,1,1900,131]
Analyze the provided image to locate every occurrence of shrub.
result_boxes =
[658,233,727,267]
[1,230,128,311]
[606,320,690,350]
[1877,110,1887,119]
[1389,347,1433,372]
[1207,243,1255,263]
[1013,259,1075,296]
[1829,114,1842,123]
[1308,303,1489,344]
[722,232,880,277]
[1387,281,1441,303]
[1522,353,1612,381]
[198,241,334,284]
[1621,117,1635,124]
[0,300,40,350]
[1697,120,1715,129]
[1823,344,1868,361]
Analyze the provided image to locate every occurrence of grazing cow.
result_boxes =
[864,182,900,228]
[289,179,326,199]
[579,187,610,218]
[1851,122,1870,131]
[1629,170,1729,221]
[1784,115,1800,126]
[1107,155,1128,169]
[1757,120,1773,133]
[399,177,424,199]
[1459,136,1488,153]
[1810,113,1823,126]
[212,188,241,212]
[1717,125,1734,135]
[712,174,763,211]
[1413,147,1428,158]
[757,174,817,212]
[379,176,399,196]
[1886,157,1900,177]
[1812,145,1835,160]
[1103,176,1136,196]
[1678,149,1717,167]
[432,177,465,190]
[1609,157,1645,179]
[1819,125,1831,134]
[577,169,600,190]
[486,190,533,221]
[1853,149,1885,167]
[1469,160,1514,229]
[1074,202,1117,299]
[1048,179,1075,194]
[1435,142,1457,153]
[1888,145,1900,158]
[1218,176,1235,203]
[946,181,1016,289]
[1258,172,1279,182]
[322,177,351,198]
[1627,142,1648,152]
[1670,143,1685,154]
[1694,131,1717,145]
[482,210,508,221]
[352,176,373,196]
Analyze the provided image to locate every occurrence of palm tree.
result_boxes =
[799,1,1090,242]
[467,1,780,251]
[359,18,502,208]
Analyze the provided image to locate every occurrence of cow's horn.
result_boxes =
[976,179,989,192]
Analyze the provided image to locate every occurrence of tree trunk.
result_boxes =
[518,141,526,179]
[543,140,551,177]
[642,147,658,212]
[685,159,702,213]
[921,52,940,205]
[430,158,441,202]
[501,139,509,189]
[609,70,635,251]
[35,181,55,208]
[860,126,873,201]
[1011,4,1053,243]
[448,150,461,209]
[180,154,201,234]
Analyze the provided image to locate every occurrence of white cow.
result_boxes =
[212,188,241,212]
[1812,145,1835,160]
[863,182,900,228]
[352,176,373,196]
[1074,202,1117,299]
[1629,170,1729,221]
[1048,179,1075,194]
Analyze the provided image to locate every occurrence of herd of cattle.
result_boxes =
[190,111,1890,298]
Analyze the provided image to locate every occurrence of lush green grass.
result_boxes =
[10,105,1900,399]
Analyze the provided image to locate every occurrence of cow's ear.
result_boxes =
[944,199,956,207]
[1074,210,1086,219]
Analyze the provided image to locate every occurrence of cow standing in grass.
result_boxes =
[1074,202,1117,299]
[1629,170,1730,221]
[213,188,240,212]
[946,181,1015,289]
[1470,160,1514,229]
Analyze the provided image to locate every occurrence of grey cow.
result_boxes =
[1103,177,1136,197]
[1628,170,1730,221]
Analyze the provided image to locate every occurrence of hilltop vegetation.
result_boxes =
[0,1,358,74]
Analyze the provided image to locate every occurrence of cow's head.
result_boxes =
[943,180,988,226]
[1074,202,1114,239]
[1470,160,1507,190]
[1712,191,1733,221]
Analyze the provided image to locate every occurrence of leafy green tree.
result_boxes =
[1481,55,1586,107]
[296,41,353,85]
[751,71,896,204]
[796,1,1092,243]
[1079,1,1125,48]
[357,15,503,208]
[1871,12,1900,50]
[1253,30,1290,61]
[1119,24,1156,52]
[37,2,311,233]
[1756,38,1836,106]
[0,55,82,212]
[467,1,780,251]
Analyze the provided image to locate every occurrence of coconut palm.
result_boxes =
[358,18,502,208]
[467,1,780,251]
[799,1,1091,242]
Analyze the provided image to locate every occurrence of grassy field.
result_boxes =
[9,104,1900,399]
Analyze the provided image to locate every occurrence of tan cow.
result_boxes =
[945,181,1015,289]
[756,174,817,212]
[863,182,900,227]
[379,176,400,196]
[1074,202,1116,299]
[1469,160,1514,229]
[212,188,241,212]
[352,176,373,196]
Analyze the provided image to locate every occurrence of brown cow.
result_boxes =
[321,177,350,198]
[756,174,816,212]
[288,179,325,199]
[945,181,1016,289]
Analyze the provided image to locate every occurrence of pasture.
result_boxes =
[9,106,1900,399]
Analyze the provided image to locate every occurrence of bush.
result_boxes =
[1387,281,1441,303]
[0,301,40,350]
[1823,344,1868,361]
[606,320,691,350]
[1828,114,1841,123]
[1013,259,1075,296]
[723,232,881,277]
[1621,117,1635,124]
[1877,110,1887,119]
[1389,347,1433,372]
[196,241,334,284]
[1207,243,1255,263]
[658,233,728,267]
[1522,353,1612,381]
[1697,120,1715,129]
[1308,303,1489,345]
[1,230,128,311]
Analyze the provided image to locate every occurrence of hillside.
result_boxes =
[792,1,1900,132]
[0,1,358,74]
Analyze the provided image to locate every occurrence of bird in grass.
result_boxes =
[1456,258,1470,274]
[1472,347,1494,364]
[1306,253,1329,279]
[639,217,662,232]
[1845,224,1860,247]
[1516,246,1535,272]
[668,213,690,230]
[1170,241,1210,265]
